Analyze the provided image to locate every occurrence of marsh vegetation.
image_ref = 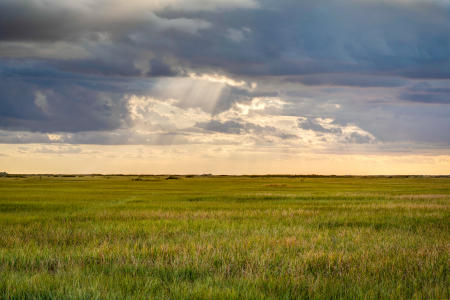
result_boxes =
[0,176,448,299]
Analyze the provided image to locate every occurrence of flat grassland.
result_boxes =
[0,176,449,299]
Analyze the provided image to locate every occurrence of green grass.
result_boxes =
[0,175,449,299]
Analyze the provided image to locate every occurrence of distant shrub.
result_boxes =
[166,175,180,180]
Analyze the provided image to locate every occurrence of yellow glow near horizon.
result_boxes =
[1,144,449,175]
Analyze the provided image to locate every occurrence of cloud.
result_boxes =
[0,71,131,132]
[0,0,449,158]
[288,74,407,88]
[0,94,376,151]
[226,27,252,42]
[146,13,212,35]
[188,73,256,90]
[0,42,90,60]
[33,145,83,154]
[33,91,50,114]
[1,0,450,79]
[298,118,341,134]
[196,120,244,134]
[401,82,450,104]
[0,0,257,41]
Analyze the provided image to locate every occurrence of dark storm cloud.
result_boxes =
[0,0,216,42]
[298,118,341,134]
[402,92,450,104]
[401,82,450,104]
[0,61,139,132]
[0,1,82,41]
[328,98,450,144]
[162,0,450,78]
[0,79,129,132]
[1,0,450,78]
[0,0,450,148]
[195,119,294,138]
[287,75,407,88]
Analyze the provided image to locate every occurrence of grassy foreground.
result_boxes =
[0,175,448,299]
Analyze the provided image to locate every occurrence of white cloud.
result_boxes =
[148,13,211,35]
[235,97,286,115]
[125,95,376,149]
[47,134,62,142]
[128,95,210,130]
[188,73,257,91]
[226,27,252,42]
[34,91,50,114]
[2,93,377,150]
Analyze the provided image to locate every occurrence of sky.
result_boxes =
[0,0,449,174]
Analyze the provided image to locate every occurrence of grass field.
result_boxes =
[0,175,449,299]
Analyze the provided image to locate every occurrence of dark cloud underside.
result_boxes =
[0,0,449,150]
